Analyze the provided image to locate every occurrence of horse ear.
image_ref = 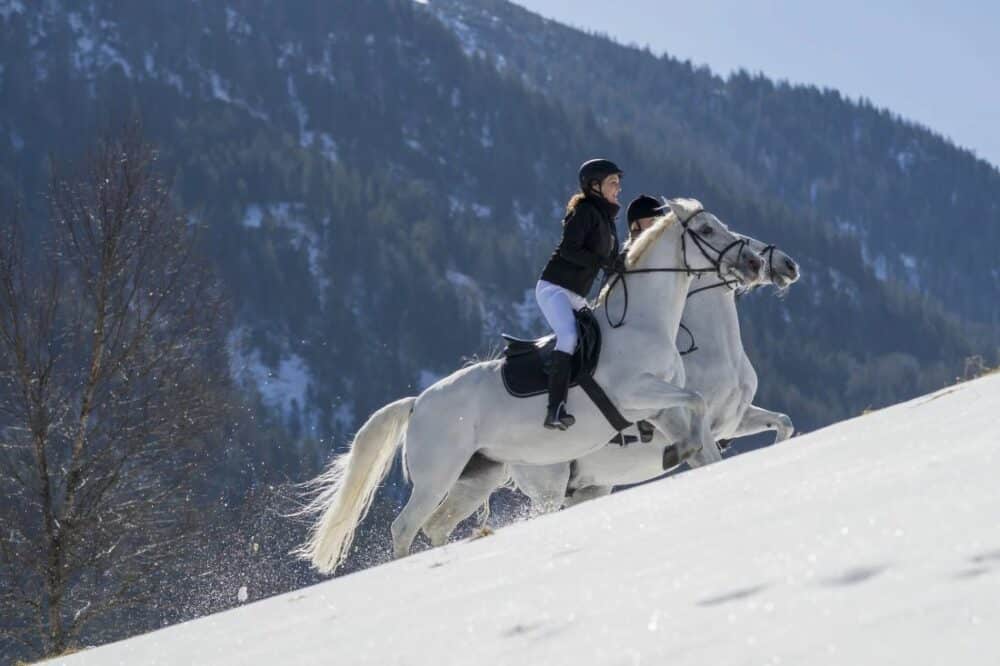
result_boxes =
[666,198,701,220]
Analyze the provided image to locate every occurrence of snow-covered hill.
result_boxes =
[56,373,1000,665]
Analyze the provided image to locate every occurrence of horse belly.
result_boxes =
[572,442,670,488]
[477,401,617,466]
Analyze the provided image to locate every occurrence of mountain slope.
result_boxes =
[429,0,1000,329]
[59,372,1000,665]
[0,0,985,446]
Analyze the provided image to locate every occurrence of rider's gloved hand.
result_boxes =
[604,253,627,275]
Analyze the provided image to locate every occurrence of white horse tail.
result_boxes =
[297,396,417,574]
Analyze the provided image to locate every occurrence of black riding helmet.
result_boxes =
[627,194,663,224]
[578,158,623,193]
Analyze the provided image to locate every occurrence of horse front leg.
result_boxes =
[510,463,571,515]
[730,404,795,444]
[619,375,713,463]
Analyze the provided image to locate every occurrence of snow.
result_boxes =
[318,133,339,163]
[286,75,315,147]
[860,243,888,281]
[60,373,1000,665]
[331,400,355,432]
[226,328,313,429]
[437,14,483,58]
[241,204,263,229]
[480,123,494,149]
[872,253,888,280]
[0,0,25,20]
[514,201,537,234]
[470,203,492,218]
[445,269,477,291]
[205,70,268,120]
[242,203,329,299]
[305,46,337,83]
[277,41,300,69]
[164,70,185,95]
[9,128,23,152]
[900,253,920,289]
[225,8,251,37]
[892,149,916,173]
[245,351,311,421]
[512,287,541,334]
[209,71,232,103]
[67,11,133,79]
[286,75,337,162]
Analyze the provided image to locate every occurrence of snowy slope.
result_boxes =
[57,374,1000,665]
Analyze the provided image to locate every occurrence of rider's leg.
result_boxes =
[535,280,584,430]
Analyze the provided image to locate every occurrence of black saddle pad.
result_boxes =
[500,308,601,398]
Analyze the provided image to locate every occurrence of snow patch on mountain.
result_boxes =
[9,128,23,152]
[892,148,916,173]
[204,70,268,120]
[513,287,542,335]
[0,0,25,21]
[66,10,133,79]
[225,7,252,37]
[228,328,313,429]
[900,253,920,289]
[242,203,329,301]
[286,75,315,147]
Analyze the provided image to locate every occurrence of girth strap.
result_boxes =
[576,373,632,434]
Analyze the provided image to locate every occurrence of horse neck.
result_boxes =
[682,287,742,350]
[615,224,694,338]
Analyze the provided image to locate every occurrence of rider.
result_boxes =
[626,194,663,240]
[537,159,627,430]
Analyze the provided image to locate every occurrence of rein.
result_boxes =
[603,208,749,330]
[677,243,779,355]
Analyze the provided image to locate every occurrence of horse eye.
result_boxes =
[700,226,713,235]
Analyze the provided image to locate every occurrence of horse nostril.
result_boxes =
[785,259,797,274]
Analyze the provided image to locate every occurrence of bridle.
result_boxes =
[603,208,751,330]
[677,243,784,355]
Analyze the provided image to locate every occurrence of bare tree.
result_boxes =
[0,126,228,659]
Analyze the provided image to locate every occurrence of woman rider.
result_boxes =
[536,159,627,430]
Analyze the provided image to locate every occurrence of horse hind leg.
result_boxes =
[422,454,507,547]
[564,484,612,508]
[390,419,476,560]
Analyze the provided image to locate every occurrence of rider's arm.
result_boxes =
[557,207,604,269]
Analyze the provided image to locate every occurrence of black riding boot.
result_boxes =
[544,350,576,430]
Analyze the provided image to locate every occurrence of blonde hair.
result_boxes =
[563,192,586,218]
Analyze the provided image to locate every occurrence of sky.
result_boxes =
[511,0,1000,168]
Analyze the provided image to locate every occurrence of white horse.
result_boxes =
[421,234,799,543]
[297,199,763,573]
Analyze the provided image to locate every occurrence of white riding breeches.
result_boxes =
[535,279,588,354]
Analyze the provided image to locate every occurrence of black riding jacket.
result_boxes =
[540,195,620,297]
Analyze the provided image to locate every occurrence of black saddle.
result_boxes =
[500,308,602,398]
